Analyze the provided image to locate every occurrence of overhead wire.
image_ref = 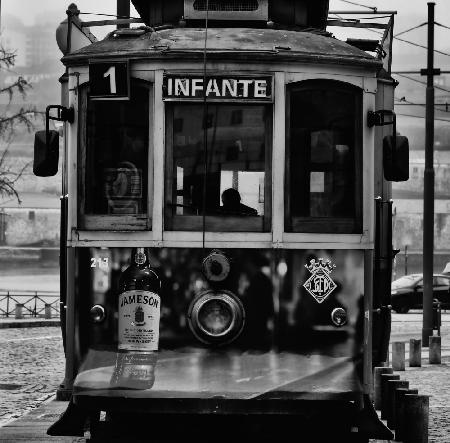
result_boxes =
[201,0,210,250]
[435,22,450,31]
[336,0,377,12]
[394,96,449,112]
[394,22,427,38]
[396,113,450,123]
[393,73,450,94]
[366,28,450,58]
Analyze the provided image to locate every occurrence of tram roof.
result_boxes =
[62,27,381,70]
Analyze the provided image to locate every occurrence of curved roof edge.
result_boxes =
[62,27,381,71]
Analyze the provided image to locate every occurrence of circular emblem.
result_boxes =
[202,251,230,282]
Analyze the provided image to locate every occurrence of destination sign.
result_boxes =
[163,75,272,101]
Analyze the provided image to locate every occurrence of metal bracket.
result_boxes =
[367,109,397,152]
[367,109,396,133]
[46,105,74,127]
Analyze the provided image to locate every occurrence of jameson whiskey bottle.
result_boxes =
[111,247,161,389]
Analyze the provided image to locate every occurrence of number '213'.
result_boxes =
[91,257,109,269]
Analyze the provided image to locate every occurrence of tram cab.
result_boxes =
[37,1,409,441]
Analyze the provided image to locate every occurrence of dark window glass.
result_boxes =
[165,104,271,231]
[286,81,362,233]
[85,82,149,217]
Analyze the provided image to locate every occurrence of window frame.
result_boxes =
[164,102,273,233]
[285,79,363,234]
[78,78,153,231]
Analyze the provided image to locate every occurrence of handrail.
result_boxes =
[0,291,60,318]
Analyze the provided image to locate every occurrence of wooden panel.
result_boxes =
[171,215,265,232]
[80,215,149,231]
[290,217,358,234]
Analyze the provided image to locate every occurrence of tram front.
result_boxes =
[39,1,408,441]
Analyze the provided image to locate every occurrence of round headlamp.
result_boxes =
[188,290,244,345]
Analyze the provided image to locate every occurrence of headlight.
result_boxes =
[188,290,244,345]
[391,290,398,295]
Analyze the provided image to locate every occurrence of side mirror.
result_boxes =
[33,130,59,177]
[383,135,409,182]
[32,105,74,177]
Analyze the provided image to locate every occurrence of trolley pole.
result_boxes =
[422,2,438,347]
[117,0,130,28]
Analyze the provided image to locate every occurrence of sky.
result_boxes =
[2,0,450,61]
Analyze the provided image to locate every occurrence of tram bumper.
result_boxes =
[65,348,390,440]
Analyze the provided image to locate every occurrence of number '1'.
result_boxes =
[104,66,117,94]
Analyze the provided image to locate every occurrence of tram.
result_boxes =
[34,1,409,441]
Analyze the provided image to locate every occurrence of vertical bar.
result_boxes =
[117,0,130,28]
[404,245,408,275]
[153,70,164,242]
[364,249,374,396]
[272,72,286,246]
[60,196,68,352]
[423,2,435,347]
[6,291,9,318]
[57,247,76,400]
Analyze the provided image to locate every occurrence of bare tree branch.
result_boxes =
[0,42,35,204]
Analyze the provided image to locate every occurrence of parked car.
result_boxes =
[391,273,450,313]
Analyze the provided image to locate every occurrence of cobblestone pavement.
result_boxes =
[399,363,450,443]
[388,312,450,443]
[0,326,65,427]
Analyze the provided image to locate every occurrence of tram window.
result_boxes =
[165,104,271,232]
[80,80,150,230]
[286,81,362,233]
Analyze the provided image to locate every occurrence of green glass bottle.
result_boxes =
[111,247,161,389]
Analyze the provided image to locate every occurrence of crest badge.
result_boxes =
[133,306,146,326]
[303,258,337,304]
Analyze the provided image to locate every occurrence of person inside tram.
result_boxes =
[219,188,257,216]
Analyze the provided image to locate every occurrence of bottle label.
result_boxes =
[118,290,160,351]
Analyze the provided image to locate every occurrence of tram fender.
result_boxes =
[354,394,393,439]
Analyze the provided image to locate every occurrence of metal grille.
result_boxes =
[193,0,259,12]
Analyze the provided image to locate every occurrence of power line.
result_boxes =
[435,22,450,31]
[394,96,449,112]
[396,113,450,123]
[337,0,377,12]
[393,73,450,94]
[394,22,427,38]
[367,28,450,58]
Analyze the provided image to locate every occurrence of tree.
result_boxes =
[0,44,34,204]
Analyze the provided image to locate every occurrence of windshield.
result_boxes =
[392,275,422,289]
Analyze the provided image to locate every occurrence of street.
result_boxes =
[390,311,450,443]
[0,326,65,427]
